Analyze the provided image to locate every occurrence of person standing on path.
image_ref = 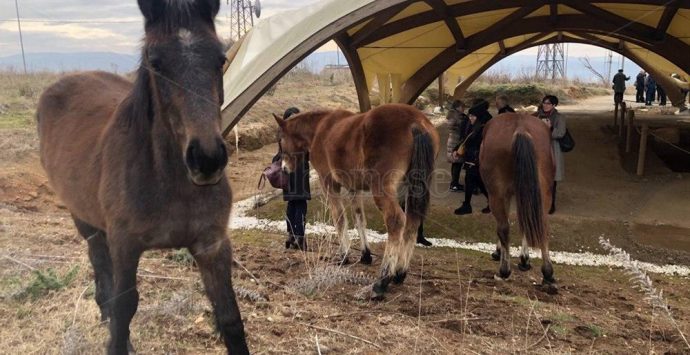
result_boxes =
[612,69,630,105]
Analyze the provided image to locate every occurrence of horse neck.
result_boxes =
[119,68,185,176]
[295,111,330,145]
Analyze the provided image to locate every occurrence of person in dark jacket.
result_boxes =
[454,99,491,215]
[495,95,515,114]
[645,74,657,106]
[612,69,630,104]
[635,70,646,103]
[273,107,311,250]
[534,95,566,214]
[657,85,667,106]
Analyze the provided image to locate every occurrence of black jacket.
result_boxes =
[464,104,492,164]
[273,148,311,201]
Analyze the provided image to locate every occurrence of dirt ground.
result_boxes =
[1,90,690,354]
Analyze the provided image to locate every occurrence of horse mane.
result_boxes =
[143,0,217,33]
[118,65,154,130]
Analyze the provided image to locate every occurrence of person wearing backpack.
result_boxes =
[534,95,566,214]
[273,107,311,250]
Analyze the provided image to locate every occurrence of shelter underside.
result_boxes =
[222,0,690,133]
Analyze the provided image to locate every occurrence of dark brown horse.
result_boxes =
[274,104,440,299]
[479,113,557,292]
[36,1,248,353]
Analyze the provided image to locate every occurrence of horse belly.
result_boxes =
[37,73,128,229]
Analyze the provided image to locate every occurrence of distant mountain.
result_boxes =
[1,50,643,84]
[0,52,139,73]
[304,51,642,83]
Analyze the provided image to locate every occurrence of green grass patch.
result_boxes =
[0,111,35,129]
[13,266,80,300]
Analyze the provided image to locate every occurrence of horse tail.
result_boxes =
[512,131,546,248]
[405,127,435,220]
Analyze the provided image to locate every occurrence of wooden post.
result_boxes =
[618,102,626,137]
[636,124,649,176]
[614,101,619,129]
[625,110,634,153]
[438,72,444,110]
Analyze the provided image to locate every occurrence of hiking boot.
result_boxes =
[285,234,295,249]
[454,202,472,215]
[449,184,464,192]
[295,235,307,251]
[417,235,433,246]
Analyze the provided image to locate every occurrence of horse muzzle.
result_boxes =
[185,138,228,186]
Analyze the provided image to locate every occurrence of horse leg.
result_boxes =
[352,192,372,264]
[491,240,501,261]
[72,216,113,322]
[490,194,511,280]
[190,234,249,354]
[540,244,558,294]
[393,211,421,285]
[106,234,142,355]
[518,236,532,271]
[371,191,405,300]
[326,189,350,264]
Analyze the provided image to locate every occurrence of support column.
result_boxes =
[625,110,634,153]
[637,124,649,176]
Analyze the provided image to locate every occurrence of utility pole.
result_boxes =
[535,43,565,81]
[229,0,261,41]
[14,0,27,74]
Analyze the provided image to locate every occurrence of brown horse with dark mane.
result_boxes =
[480,113,557,292]
[36,0,248,353]
[274,104,439,299]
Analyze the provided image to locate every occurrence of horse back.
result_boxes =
[311,104,439,191]
[481,113,553,184]
[37,71,131,228]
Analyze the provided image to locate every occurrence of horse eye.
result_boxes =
[149,55,162,71]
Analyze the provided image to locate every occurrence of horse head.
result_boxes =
[138,0,228,185]
[273,113,311,174]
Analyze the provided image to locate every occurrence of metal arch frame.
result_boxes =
[356,0,690,47]
[221,0,690,133]
[221,0,408,135]
[398,14,690,105]
[446,34,685,105]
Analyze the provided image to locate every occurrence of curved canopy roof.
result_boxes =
[221,0,690,133]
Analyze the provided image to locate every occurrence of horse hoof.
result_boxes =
[541,282,559,295]
[360,251,372,265]
[491,250,500,261]
[371,283,387,301]
[493,274,507,281]
[518,262,532,271]
[393,271,407,284]
[370,290,385,301]
[497,269,511,280]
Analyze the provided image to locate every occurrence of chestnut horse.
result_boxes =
[480,113,556,291]
[274,104,439,299]
[36,1,248,353]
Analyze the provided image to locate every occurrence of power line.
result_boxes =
[0,18,141,24]
[13,0,27,74]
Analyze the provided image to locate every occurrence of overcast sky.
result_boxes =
[1,1,609,57]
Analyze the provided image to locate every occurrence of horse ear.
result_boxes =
[198,0,221,21]
[273,113,285,129]
[137,0,165,24]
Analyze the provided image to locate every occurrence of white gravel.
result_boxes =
[231,191,690,277]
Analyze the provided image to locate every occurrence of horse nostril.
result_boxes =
[185,138,228,178]
[186,139,200,171]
